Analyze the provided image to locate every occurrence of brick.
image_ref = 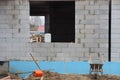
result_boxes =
[111,34,120,38]
[75,48,89,53]
[81,20,96,25]
[111,53,120,58]
[112,15,120,19]
[112,29,120,34]
[85,34,99,38]
[97,39,108,43]
[54,43,68,48]
[76,15,85,21]
[85,25,99,29]
[111,43,120,48]
[99,33,108,39]
[100,10,108,15]
[75,24,85,29]
[76,10,89,15]
[76,34,84,39]
[100,5,108,9]
[112,58,120,62]
[75,0,89,5]
[85,6,99,10]
[112,10,120,15]
[85,15,99,20]
[112,0,120,5]
[68,43,83,48]
[80,29,94,33]
[100,15,108,20]
[112,5,120,9]
[85,43,98,48]
[75,5,85,10]
[95,29,108,34]
[98,0,109,5]
[99,43,108,48]
[62,48,75,53]
[111,48,120,53]
[81,39,96,43]
[89,10,95,15]
[89,0,95,5]
[90,48,108,53]
[56,53,70,57]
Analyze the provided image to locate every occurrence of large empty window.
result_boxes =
[30,1,75,42]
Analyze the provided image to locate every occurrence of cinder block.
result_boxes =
[54,43,68,48]
[89,10,95,15]
[62,48,75,53]
[75,0,89,6]
[75,48,89,53]
[85,15,99,20]
[75,5,85,10]
[111,34,120,38]
[100,15,108,20]
[111,48,120,53]
[76,15,85,21]
[85,6,99,10]
[112,0,120,5]
[85,25,99,29]
[81,39,96,43]
[48,48,62,53]
[90,48,108,53]
[98,0,109,5]
[75,24,85,29]
[100,5,108,9]
[89,0,95,5]
[112,5,120,10]
[95,29,108,34]
[100,43,108,48]
[112,29,120,33]
[111,58,120,62]
[112,15,120,19]
[99,10,108,15]
[85,43,98,48]
[111,53,120,58]
[68,43,83,48]
[85,34,99,38]
[112,10,120,15]
[76,10,89,15]
[112,39,120,43]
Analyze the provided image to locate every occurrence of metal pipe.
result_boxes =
[108,0,111,62]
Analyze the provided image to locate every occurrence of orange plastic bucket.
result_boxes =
[34,70,43,77]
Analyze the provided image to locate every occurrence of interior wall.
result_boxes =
[30,1,75,42]
[50,2,75,42]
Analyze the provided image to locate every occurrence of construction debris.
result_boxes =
[30,34,44,42]
[1,71,120,80]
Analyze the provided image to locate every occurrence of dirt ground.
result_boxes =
[1,71,120,80]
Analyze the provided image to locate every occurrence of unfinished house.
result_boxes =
[0,0,120,76]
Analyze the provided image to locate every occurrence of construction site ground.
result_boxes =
[0,71,120,80]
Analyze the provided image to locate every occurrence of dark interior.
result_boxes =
[30,1,75,42]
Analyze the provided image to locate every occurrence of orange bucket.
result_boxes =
[34,70,43,77]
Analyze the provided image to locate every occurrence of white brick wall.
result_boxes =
[0,0,120,62]
[0,0,30,61]
[112,0,120,61]
[75,0,109,61]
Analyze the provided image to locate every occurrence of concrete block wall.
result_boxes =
[30,43,88,61]
[111,0,120,61]
[1,0,120,62]
[0,0,30,61]
[75,0,109,61]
